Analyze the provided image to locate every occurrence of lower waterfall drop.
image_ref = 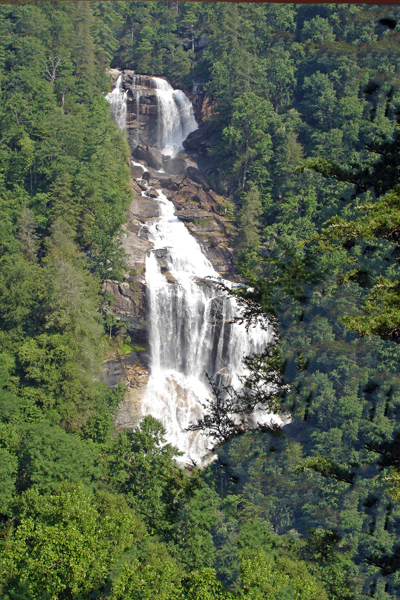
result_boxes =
[141,188,275,464]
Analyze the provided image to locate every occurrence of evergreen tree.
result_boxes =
[235,185,263,259]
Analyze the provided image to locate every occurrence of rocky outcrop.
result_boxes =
[115,73,159,153]
[185,166,210,191]
[130,163,146,179]
[102,175,160,347]
[158,174,239,280]
[103,160,239,425]
[115,359,150,431]
[182,122,214,153]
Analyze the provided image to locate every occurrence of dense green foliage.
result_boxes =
[2,2,400,599]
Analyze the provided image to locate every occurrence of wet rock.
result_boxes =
[131,180,143,195]
[155,248,169,259]
[163,156,187,175]
[142,171,151,182]
[152,248,170,271]
[130,163,145,179]
[148,189,159,198]
[123,69,136,81]
[162,271,178,284]
[129,196,160,220]
[146,168,171,182]
[134,144,163,170]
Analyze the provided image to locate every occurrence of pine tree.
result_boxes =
[235,185,263,259]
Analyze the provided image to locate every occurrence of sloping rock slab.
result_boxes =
[130,163,146,179]
[129,195,160,220]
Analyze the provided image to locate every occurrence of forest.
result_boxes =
[1,1,400,599]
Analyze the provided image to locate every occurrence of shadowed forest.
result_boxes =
[2,2,400,598]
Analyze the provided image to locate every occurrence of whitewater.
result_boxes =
[107,73,279,464]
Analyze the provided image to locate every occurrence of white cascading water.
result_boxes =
[151,77,197,157]
[107,73,280,464]
[141,190,276,464]
[105,75,127,131]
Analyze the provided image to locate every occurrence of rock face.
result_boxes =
[118,73,159,153]
[185,166,210,191]
[101,177,157,427]
[103,162,239,431]
[105,167,237,347]
[115,358,150,431]
[182,122,214,153]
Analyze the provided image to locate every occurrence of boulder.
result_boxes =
[185,166,210,192]
[163,156,187,176]
[134,144,163,170]
[182,122,213,152]
[130,163,145,179]
[152,248,173,275]
[160,178,180,191]
[129,196,160,220]
[142,171,151,182]
[148,189,159,198]
[130,180,143,195]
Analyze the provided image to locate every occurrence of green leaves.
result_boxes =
[240,549,327,600]
[0,486,143,600]
[108,416,190,536]
[295,456,355,485]
[15,422,100,493]
[221,92,275,191]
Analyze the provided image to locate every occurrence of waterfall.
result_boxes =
[151,77,197,157]
[142,190,275,464]
[105,75,127,131]
[136,91,140,146]
[105,71,280,464]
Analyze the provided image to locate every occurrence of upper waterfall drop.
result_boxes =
[151,77,197,157]
[105,75,127,131]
